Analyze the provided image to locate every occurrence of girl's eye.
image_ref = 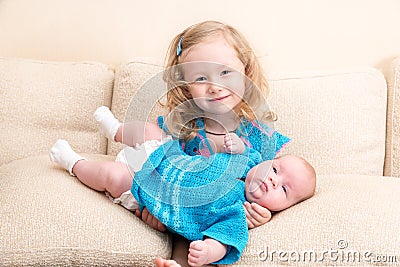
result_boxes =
[195,76,207,82]
[272,167,277,174]
[221,70,231,76]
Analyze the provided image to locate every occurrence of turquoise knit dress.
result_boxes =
[157,116,290,160]
[131,140,263,264]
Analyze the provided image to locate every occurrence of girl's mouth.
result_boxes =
[210,95,229,101]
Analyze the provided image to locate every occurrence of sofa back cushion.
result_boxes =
[268,69,387,176]
[112,62,387,176]
[0,58,114,165]
[384,57,400,177]
[109,61,166,156]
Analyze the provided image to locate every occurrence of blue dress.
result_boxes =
[157,116,290,160]
[131,140,263,264]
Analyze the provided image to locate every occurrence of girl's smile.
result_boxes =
[210,95,230,102]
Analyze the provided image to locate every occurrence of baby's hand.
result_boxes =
[224,133,245,154]
[244,201,272,228]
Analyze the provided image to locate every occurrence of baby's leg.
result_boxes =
[72,159,132,198]
[94,106,165,146]
[50,139,132,198]
[93,106,121,141]
[188,238,227,267]
[155,257,181,267]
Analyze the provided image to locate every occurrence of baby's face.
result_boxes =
[245,155,315,212]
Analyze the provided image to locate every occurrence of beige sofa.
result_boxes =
[1,56,400,266]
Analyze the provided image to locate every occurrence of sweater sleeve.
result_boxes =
[246,121,291,161]
[201,200,248,264]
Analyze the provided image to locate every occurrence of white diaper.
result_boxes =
[107,136,172,210]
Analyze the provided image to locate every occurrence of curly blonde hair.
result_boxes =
[162,21,275,141]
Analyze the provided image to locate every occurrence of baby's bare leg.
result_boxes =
[188,238,227,267]
[94,106,165,145]
[50,139,132,198]
[155,257,181,267]
[116,121,165,147]
[72,160,132,198]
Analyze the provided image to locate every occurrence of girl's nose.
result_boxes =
[207,83,222,93]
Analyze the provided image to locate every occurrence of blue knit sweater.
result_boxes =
[157,116,290,160]
[131,140,263,264]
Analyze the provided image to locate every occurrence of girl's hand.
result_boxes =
[244,201,272,229]
[224,133,245,154]
[135,207,167,232]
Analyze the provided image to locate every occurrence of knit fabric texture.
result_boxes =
[131,140,262,264]
[157,117,290,160]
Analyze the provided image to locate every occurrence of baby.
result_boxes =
[50,107,316,266]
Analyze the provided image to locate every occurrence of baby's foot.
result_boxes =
[154,257,181,267]
[188,240,211,267]
[49,139,85,176]
[93,106,121,141]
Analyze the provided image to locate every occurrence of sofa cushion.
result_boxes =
[268,69,387,176]
[0,58,114,165]
[112,62,387,176]
[384,57,400,177]
[0,155,172,266]
[226,174,400,266]
[109,61,166,156]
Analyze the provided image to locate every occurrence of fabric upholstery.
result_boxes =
[0,154,172,266]
[225,174,400,266]
[111,64,387,177]
[268,69,387,176]
[384,57,400,177]
[109,61,167,156]
[2,57,399,267]
[0,58,114,165]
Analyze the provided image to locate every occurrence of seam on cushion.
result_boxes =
[384,58,400,177]
[268,68,384,82]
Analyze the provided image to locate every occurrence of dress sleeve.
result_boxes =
[157,116,170,135]
[272,130,291,154]
[201,201,248,264]
[245,120,291,161]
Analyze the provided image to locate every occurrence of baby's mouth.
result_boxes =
[260,181,268,192]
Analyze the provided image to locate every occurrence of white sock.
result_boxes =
[49,139,86,176]
[93,106,121,141]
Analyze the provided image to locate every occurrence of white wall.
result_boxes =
[0,0,399,73]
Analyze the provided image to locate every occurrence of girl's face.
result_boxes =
[180,35,246,115]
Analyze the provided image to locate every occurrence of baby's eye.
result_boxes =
[272,167,277,174]
[282,186,287,194]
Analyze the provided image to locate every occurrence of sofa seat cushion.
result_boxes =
[0,57,114,165]
[226,174,400,266]
[0,154,172,266]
